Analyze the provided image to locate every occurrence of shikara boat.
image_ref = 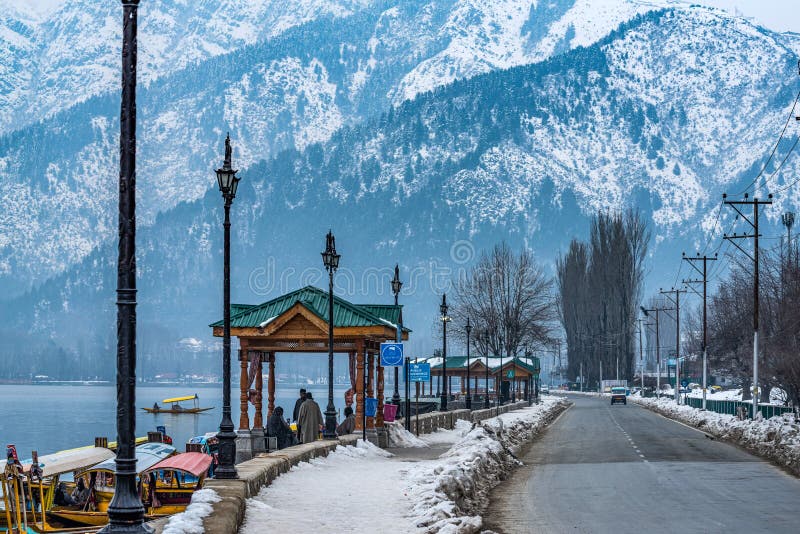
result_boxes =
[141,452,213,517]
[143,394,212,414]
[46,443,176,528]
[1,446,115,533]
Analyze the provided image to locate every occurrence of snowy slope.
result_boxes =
[0,0,372,133]
[5,5,800,372]
[0,0,684,291]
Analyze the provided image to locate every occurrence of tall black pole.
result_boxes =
[215,196,237,478]
[440,294,448,411]
[391,266,402,406]
[465,318,472,410]
[102,1,149,532]
[484,332,490,409]
[322,231,339,439]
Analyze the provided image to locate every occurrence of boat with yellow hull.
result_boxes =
[45,443,176,529]
[142,394,212,414]
[2,446,114,533]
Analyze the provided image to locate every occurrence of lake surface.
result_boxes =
[0,384,351,456]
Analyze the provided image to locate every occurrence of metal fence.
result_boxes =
[685,397,794,419]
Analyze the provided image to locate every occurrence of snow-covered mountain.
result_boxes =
[2,1,800,373]
[1,0,677,294]
[0,0,374,132]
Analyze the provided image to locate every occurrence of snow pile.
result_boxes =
[386,422,429,448]
[404,398,569,533]
[162,489,221,534]
[419,419,474,446]
[632,396,800,476]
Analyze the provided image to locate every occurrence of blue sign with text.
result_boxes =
[380,342,404,367]
[408,363,431,382]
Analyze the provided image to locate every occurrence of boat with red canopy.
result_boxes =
[141,452,214,517]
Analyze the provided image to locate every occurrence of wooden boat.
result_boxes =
[143,394,212,414]
[141,453,213,517]
[1,446,114,533]
[46,442,176,528]
[49,443,175,524]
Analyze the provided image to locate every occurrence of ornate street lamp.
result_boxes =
[322,230,341,439]
[102,1,150,531]
[465,317,472,410]
[440,294,450,411]
[483,331,491,409]
[214,133,241,480]
[391,265,402,407]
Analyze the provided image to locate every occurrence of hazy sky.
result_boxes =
[3,0,797,33]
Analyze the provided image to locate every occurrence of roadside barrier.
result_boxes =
[685,397,794,419]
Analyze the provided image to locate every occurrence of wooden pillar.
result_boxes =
[367,351,375,429]
[253,352,263,430]
[376,360,385,428]
[355,341,365,431]
[268,352,276,418]
[238,348,250,431]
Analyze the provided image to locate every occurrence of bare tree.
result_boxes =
[557,210,650,385]
[450,242,556,358]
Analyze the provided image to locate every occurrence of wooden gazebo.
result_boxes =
[425,355,540,402]
[210,286,408,450]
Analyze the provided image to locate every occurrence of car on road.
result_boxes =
[541,385,550,394]
[610,386,627,405]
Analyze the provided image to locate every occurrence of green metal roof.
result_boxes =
[427,356,486,370]
[210,286,411,331]
[424,355,540,375]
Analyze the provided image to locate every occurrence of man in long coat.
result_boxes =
[297,392,324,443]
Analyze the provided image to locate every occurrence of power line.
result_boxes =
[767,135,800,195]
[739,88,800,195]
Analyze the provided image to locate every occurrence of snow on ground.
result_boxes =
[241,397,569,534]
[162,489,221,534]
[387,422,429,448]
[631,396,800,476]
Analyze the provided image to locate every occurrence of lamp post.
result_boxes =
[391,265,402,407]
[440,294,450,411]
[465,318,472,410]
[484,332,491,409]
[214,134,241,480]
[498,334,504,405]
[102,2,150,531]
[321,231,341,439]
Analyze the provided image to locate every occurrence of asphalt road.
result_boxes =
[484,394,800,534]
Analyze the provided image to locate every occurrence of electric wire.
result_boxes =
[767,135,800,195]
[739,89,800,195]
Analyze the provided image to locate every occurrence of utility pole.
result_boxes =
[641,304,673,398]
[660,288,687,404]
[683,253,717,410]
[636,319,653,394]
[723,193,772,417]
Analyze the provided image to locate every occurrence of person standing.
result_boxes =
[292,388,307,439]
[297,392,323,444]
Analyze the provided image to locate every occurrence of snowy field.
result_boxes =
[239,397,568,534]
[632,396,800,476]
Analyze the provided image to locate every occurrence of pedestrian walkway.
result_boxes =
[240,423,472,534]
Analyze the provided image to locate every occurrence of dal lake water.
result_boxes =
[0,384,351,457]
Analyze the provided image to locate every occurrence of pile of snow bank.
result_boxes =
[404,397,570,533]
[632,396,800,476]
[386,422,429,448]
[162,489,221,534]
[420,418,473,446]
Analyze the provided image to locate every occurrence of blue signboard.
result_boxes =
[380,342,404,367]
[408,363,431,382]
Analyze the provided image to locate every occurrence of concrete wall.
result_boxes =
[154,401,533,533]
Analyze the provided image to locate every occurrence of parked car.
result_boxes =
[540,385,550,394]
